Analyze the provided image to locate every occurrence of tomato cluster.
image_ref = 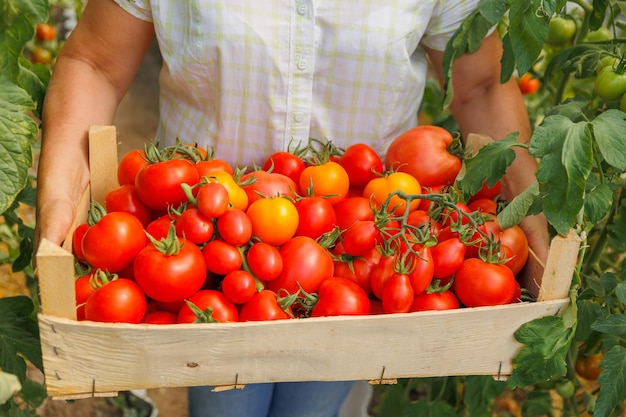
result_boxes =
[72,125,531,325]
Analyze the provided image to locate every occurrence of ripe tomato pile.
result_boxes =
[72,125,531,324]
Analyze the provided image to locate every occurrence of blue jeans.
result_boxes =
[188,381,355,417]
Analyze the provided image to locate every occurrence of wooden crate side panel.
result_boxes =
[538,229,581,301]
[36,239,76,319]
[40,299,568,399]
[88,125,118,204]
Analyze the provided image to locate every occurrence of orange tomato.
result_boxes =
[299,161,350,205]
[363,172,421,215]
[246,197,299,246]
[518,73,541,95]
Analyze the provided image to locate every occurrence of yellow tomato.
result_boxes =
[299,161,350,205]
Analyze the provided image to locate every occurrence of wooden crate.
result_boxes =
[36,126,581,400]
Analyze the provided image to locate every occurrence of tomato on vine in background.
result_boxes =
[518,73,541,95]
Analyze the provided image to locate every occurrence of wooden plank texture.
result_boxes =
[39,299,568,399]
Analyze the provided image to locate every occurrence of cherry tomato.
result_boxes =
[337,143,384,187]
[294,196,337,239]
[382,272,414,314]
[518,73,541,95]
[497,225,529,275]
[332,196,375,231]
[311,277,370,317]
[299,161,350,205]
[221,270,257,304]
[408,246,435,295]
[384,126,461,187]
[35,23,56,42]
[143,310,178,324]
[239,290,292,321]
[195,182,230,218]
[30,46,52,65]
[71,222,90,262]
[205,170,248,211]
[430,236,466,281]
[84,278,147,324]
[410,291,460,312]
[333,247,380,295]
[246,242,283,282]
[202,240,242,276]
[575,352,604,381]
[216,208,253,246]
[262,151,307,185]
[341,220,382,257]
[174,207,215,244]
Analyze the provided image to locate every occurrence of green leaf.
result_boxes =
[508,315,574,388]
[521,389,553,416]
[464,376,506,417]
[594,345,626,417]
[545,96,589,122]
[497,181,540,229]
[457,133,519,199]
[584,182,613,224]
[591,314,626,335]
[476,0,508,26]
[591,109,626,171]
[575,298,602,342]
[402,399,457,417]
[0,296,41,383]
[530,116,593,235]
[507,1,551,75]
[0,75,36,214]
[17,59,50,120]
[615,281,626,305]
[18,378,46,409]
[607,204,626,253]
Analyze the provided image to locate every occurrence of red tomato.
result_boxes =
[299,161,350,205]
[177,290,239,323]
[406,209,442,237]
[294,196,337,239]
[84,278,147,324]
[174,207,215,244]
[81,211,147,273]
[202,240,243,276]
[246,197,299,246]
[332,197,375,231]
[241,170,300,206]
[239,290,292,321]
[337,143,384,187]
[71,222,90,262]
[75,273,96,320]
[135,159,200,210]
[216,208,253,246]
[453,258,517,307]
[470,180,502,202]
[117,149,148,186]
[518,73,541,95]
[262,151,306,185]
[311,277,371,317]
[146,214,174,241]
[497,225,529,275]
[333,247,381,295]
[467,198,498,215]
[143,310,178,324]
[384,125,462,187]
[341,220,382,257]
[382,272,414,314]
[104,184,153,227]
[246,242,283,282]
[134,238,207,303]
[267,236,334,295]
[408,246,435,295]
[430,236,466,282]
[410,291,460,312]
[370,254,396,300]
[195,158,234,178]
[195,182,230,219]
[221,270,257,304]
[35,23,56,42]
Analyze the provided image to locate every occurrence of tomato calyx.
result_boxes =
[86,200,109,226]
[88,269,119,291]
[183,299,219,323]
[146,224,183,256]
